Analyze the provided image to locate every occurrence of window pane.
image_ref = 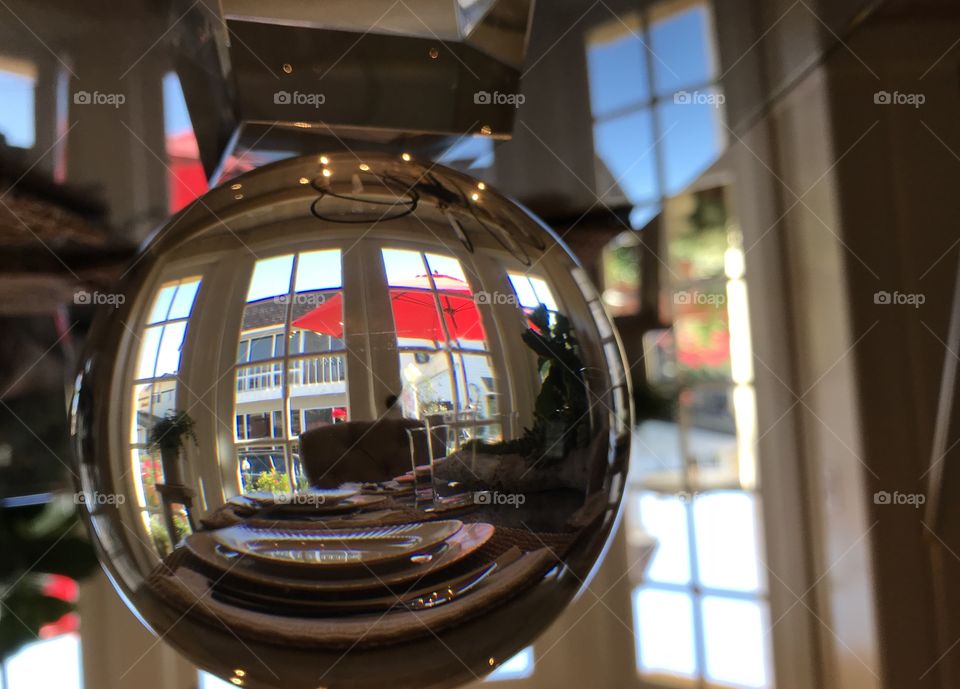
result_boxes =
[0,64,36,149]
[248,336,274,362]
[507,273,558,311]
[290,291,344,349]
[634,491,691,584]
[666,185,731,281]
[441,295,487,349]
[289,354,347,392]
[155,321,188,376]
[678,387,740,488]
[586,26,650,118]
[239,445,289,492]
[6,635,82,689]
[593,110,659,206]
[453,354,496,421]
[147,284,177,324]
[245,412,273,440]
[299,332,318,353]
[506,274,538,309]
[391,288,443,348]
[135,325,163,379]
[295,249,342,291]
[693,491,763,592]
[131,383,151,443]
[400,351,454,418]
[701,596,771,688]
[633,587,697,677]
[237,340,249,363]
[673,291,730,381]
[528,277,558,312]
[168,278,201,319]
[424,253,468,285]
[247,254,294,302]
[650,4,714,96]
[657,93,724,196]
[382,248,428,288]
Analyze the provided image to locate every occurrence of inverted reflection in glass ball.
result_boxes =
[71,153,631,689]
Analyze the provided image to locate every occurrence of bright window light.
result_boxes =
[5,634,82,689]
[633,587,697,677]
[692,491,762,593]
[0,59,37,149]
[701,596,771,688]
[247,255,295,302]
[487,647,534,681]
[199,672,234,689]
[506,274,558,311]
[382,248,428,288]
[636,491,691,584]
[294,250,343,292]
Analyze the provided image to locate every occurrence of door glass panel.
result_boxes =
[701,596,771,689]
[246,254,294,301]
[633,588,697,677]
[168,279,202,319]
[155,321,188,376]
[294,249,343,291]
[424,252,469,284]
[586,22,650,118]
[657,95,725,196]
[5,635,82,689]
[650,4,714,96]
[693,491,762,593]
[399,351,455,417]
[635,491,691,584]
[147,283,177,323]
[382,248,428,288]
[593,110,659,206]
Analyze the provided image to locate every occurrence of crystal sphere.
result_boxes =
[71,153,631,689]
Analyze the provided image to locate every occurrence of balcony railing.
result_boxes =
[236,354,346,392]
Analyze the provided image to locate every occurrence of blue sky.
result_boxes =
[587,5,723,214]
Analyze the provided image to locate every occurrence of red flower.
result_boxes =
[42,574,79,602]
[39,612,79,639]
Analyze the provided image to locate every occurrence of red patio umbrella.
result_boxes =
[292,273,486,342]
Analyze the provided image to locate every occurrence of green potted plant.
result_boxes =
[148,411,197,487]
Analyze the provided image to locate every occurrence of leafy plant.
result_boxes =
[148,512,189,555]
[243,469,309,494]
[467,305,588,462]
[148,410,197,453]
[0,498,98,660]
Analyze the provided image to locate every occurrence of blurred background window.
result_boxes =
[1,633,82,689]
[130,277,202,554]
[587,1,725,317]
[625,182,768,688]
[0,56,36,149]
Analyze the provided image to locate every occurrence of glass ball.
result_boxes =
[71,153,631,689]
